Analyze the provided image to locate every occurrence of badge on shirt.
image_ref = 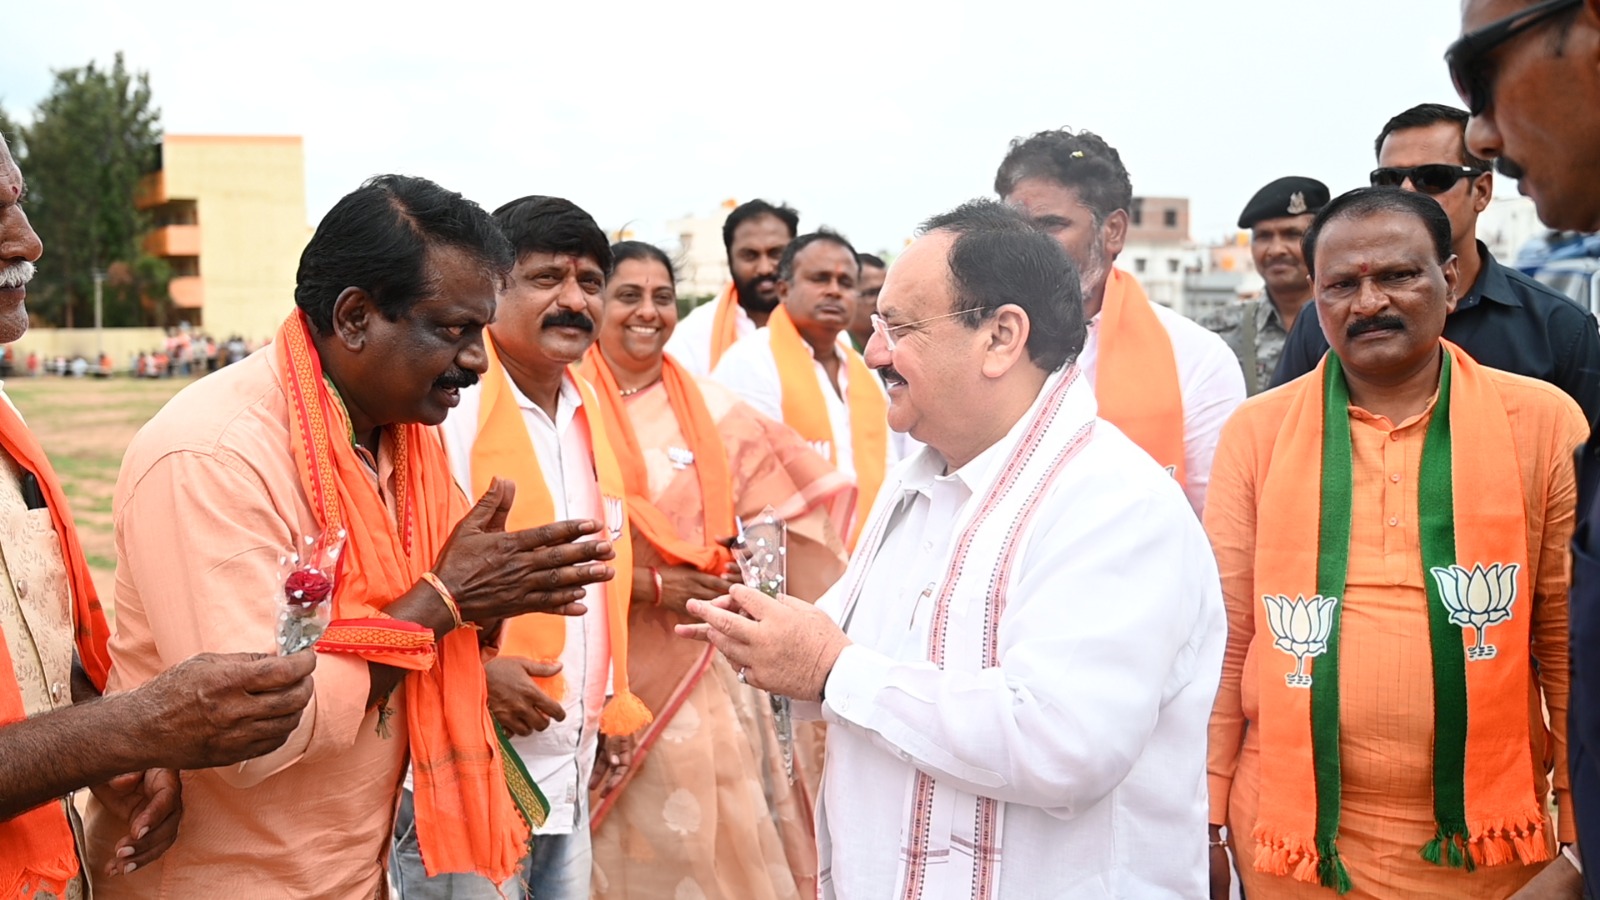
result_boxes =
[603,496,625,541]
[667,447,695,470]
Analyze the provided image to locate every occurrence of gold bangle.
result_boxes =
[421,572,463,630]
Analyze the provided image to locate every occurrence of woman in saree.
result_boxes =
[581,241,852,899]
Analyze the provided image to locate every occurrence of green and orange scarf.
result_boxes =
[1251,341,1544,892]
[766,305,886,548]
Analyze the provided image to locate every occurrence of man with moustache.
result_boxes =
[668,199,800,376]
[712,231,894,548]
[1207,187,1584,898]
[1200,177,1328,395]
[997,128,1245,516]
[394,195,648,900]
[0,132,323,898]
[1271,103,1600,425]
[91,175,614,897]
[1450,2,1600,893]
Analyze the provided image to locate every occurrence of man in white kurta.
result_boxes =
[680,200,1225,899]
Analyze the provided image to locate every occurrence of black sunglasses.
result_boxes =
[1446,0,1582,116]
[1370,164,1486,194]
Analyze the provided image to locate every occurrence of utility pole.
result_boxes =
[93,269,105,356]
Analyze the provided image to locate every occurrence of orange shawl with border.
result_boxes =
[274,312,527,880]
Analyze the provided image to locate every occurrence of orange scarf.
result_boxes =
[0,394,111,898]
[766,305,886,548]
[273,312,527,881]
[469,334,651,736]
[1094,268,1186,485]
[1251,342,1542,890]
[708,283,744,370]
[577,346,735,574]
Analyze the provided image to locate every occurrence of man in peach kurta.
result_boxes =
[1206,187,1586,899]
[84,176,615,898]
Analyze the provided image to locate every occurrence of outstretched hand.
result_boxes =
[675,584,850,701]
[89,768,182,878]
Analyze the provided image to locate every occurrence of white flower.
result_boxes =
[1431,562,1518,660]
[1262,594,1338,687]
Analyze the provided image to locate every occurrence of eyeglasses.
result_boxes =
[1369,164,1486,194]
[1445,0,1581,116]
[870,310,970,351]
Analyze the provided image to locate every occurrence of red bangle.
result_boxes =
[650,567,664,606]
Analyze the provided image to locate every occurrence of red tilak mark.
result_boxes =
[1359,263,1370,275]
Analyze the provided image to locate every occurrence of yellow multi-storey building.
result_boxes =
[136,135,309,343]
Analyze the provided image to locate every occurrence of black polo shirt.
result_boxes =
[1270,241,1600,425]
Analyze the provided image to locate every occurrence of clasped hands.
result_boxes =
[674,584,851,702]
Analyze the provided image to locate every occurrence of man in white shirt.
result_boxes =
[394,196,638,900]
[666,199,799,376]
[711,231,895,547]
[997,128,1244,516]
[679,199,1225,899]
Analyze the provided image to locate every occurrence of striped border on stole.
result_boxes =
[900,367,1094,900]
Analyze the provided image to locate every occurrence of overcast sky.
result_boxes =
[2,1,1476,254]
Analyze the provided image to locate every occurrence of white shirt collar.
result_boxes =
[505,367,584,432]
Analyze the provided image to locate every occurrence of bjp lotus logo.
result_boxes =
[1431,563,1518,661]
[1263,594,1338,688]
[603,496,625,541]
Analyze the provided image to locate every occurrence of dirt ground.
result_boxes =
[6,375,192,607]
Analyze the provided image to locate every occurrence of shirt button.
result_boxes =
[835,697,850,713]
[1388,516,1400,527]
[566,784,577,802]
[14,579,26,598]
[1390,473,1402,483]
[50,682,64,703]
[921,541,933,552]
[1390,433,1401,441]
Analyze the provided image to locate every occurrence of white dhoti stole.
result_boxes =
[820,366,1096,900]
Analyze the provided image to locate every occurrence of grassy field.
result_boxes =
[6,376,191,602]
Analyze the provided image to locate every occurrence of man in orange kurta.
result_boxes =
[84,175,616,898]
[1206,187,1586,899]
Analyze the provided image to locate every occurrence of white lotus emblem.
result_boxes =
[667,446,695,470]
[1263,593,1338,688]
[604,496,625,541]
[1430,563,1518,661]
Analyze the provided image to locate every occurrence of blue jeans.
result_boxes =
[391,788,592,900]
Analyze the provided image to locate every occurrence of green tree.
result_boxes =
[13,53,167,328]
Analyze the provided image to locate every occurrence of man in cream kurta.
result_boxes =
[680,200,1224,898]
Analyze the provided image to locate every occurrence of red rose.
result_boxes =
[285,569,333,608]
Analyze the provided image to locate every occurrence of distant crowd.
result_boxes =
[0,329,261,379]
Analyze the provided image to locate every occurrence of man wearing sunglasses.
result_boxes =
[1451,2,1600,896]
[1269,102,1600,426]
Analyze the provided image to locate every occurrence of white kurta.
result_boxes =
[709,326,897,484]
[440,372,610,836]
[1078,300,1245,518]
[808,370,1225,899]
[665,294,757,377]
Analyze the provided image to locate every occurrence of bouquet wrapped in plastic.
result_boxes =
[276,529,347,655]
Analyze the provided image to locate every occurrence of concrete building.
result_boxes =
[665,199,737,301]
[1477,194,1543,264]
[1120,197,1207,314]
[136,135,309,342]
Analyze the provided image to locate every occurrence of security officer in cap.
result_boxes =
[1200,176,1328,395]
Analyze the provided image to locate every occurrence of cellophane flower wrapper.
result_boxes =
[276,529,347,655]
[732,507,794,781]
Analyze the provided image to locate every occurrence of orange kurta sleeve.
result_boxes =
[1529,393,1588,844]
[1203,404,1264,826]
